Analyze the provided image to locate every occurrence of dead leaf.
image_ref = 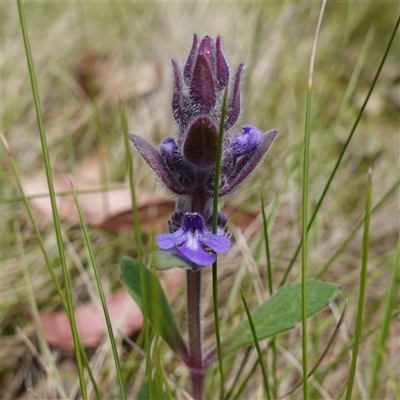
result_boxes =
[22,174,174,232]
[74,52,161,101]
[39,269,185,349]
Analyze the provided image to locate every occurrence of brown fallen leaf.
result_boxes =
[74,52,161,101]
[22,174,174,232]
[40,269,185,349]
[22,172,261,233]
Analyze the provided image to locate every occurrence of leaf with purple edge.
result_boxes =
[184,33,198,83]
[190,54,217,114]
[225,63,244,129]
[129,133,186,195]
[215,36,229,91]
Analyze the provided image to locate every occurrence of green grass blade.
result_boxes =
[15,222,68,399]
[260,189,278,396]
[239,288,271,400]
[160,358,173,400]
[16,1,87,396]
[225,346,252,400]
[280,13,400,287]
[260,189,273,296]
[301,75,311,400]
[120,101,153,398]
[300,2,327,398]
[368,234,400,398]
[231,359,259,400]
[336,382,348,400]
[345,170,372,400]
[212,86,229,398]
[71,183,127,400]
[1,132,101,399]
[318,179,400,278]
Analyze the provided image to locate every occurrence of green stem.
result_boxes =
[211,86,229,398]
[121,103,152,397]
[71,183,127,400]
[240,289,271,400]
[301,3,326,399]
[368,234,400,398]
[345,170,372,400]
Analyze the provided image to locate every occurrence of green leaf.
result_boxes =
[120,257,187,355]
[223,280,340,354]
[150,249,193,270]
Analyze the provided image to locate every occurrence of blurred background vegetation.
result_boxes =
[1,1,399,399]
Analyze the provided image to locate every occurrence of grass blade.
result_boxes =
[239,288,271,400]
[1,131,101,399]
[15,222,68,399]
[318,179,400,278]
[260,188,278,396]
[71,183,127,400]
[300,2,327,398]
[345,169,372,400]
[225,346,252,400]
[280,13,400,287]
[16,1,87,396]
[260,189,273,296]
[120,101,153,397]
[212,86,229,398]
[368,234,400,398]
[231,359,259,400]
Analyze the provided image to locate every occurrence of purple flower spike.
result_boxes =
[157,213,231,268]
[129,34,278,269]
[229,125,262,157]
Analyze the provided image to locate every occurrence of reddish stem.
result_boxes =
[186,269,205,400]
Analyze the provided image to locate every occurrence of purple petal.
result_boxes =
[129,133,186,195]
[175,231,216,267]
[216,36,229,90]
[183,115,219,169]
[219,129,278,196]
[229,125,262,157]
[171,60,184,126]
[184,34,198,83]
[199,232,231,253]
[190,54,216,114]
[225,64,244,129]
[156,229,187,250]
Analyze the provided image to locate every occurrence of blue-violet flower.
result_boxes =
[157,213,230,268]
